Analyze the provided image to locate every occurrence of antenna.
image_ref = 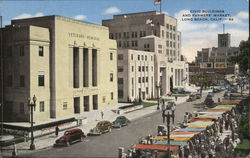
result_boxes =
[223,24,225,34]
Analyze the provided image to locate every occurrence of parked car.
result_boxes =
[208,92,214,97]
[54,128,85,147]
[196,93,201,99]
[88,120,112,135]
[112,116,130,128]
[186,93,197,102]
[157,125,167,136]
[204,96,215,108]
[166,101,176,110]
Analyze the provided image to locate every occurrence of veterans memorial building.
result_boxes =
[103,11,189,102]
[0,16,118,122]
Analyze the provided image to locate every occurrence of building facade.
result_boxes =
[102,11,189,102]
[190,33,240,80]
[0,16,118,122]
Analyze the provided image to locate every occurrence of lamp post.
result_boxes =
[163,111,173,158]
[156,82,160,110]
[28,95,36,150]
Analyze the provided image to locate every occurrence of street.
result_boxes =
[18,91,224,158]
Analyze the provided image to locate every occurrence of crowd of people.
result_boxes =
[124,101,243,158]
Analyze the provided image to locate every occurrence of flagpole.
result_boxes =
[160,0,162,13]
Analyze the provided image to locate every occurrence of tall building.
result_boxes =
[103,11,189,102]
[189,32,240,83]
[0,16,118,122]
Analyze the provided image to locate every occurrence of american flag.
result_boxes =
[154,0,161,5]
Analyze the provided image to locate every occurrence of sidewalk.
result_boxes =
[1,95,188,157]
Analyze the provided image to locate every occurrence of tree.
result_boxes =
[191,72,213,96]
[229,38,250,73]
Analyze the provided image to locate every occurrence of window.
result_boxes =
[145,56,147,61]
[117,54,123,60]
[142,55,144,60]
[162,30,164,38]
[131,54,133,60]
[19,103,24,114]
[118,90,123,98]
[173,26,176,31]
[109,33,114,39]
[146,77,148,82]
[102,96,106,103]
[7,46,12,57]
[132,66,134,72]
[142,77,145,83]
[146,66,148,71]
[118,78,124,84]
[38,71,45,87]
[111,92,114,100]
[166,32,169,38]
[138,55,140,60]
[166,24,169,29]
[118,66,124,72]
[110,73,113,82]
[40,101,45,112]
[142,66,145,71]
[138,66,141,72]
[39,46,44,56]
[63,102,67,110]
[20,75,25,87]
[171,68,173,72]
[110,52,113,60]
[138,77,141,83]
[20,45,25,56]
[7,75,12,87]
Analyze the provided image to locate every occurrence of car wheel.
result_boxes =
[80,136,84,142]
[66,141,70,147]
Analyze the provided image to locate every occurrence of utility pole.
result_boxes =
[0,15,3,136]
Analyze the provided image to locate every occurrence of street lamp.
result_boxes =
[163,111,173,158]
[156,82,161,110]
[28,95,36,150]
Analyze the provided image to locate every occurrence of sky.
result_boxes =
[0,0,249,62]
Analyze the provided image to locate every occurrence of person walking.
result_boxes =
[101,111,104,120]
[55,126,59,137]
[171,105,175,124]
[162,110,166,123]
[175,96,178,101]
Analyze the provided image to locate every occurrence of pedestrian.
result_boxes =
[162,110,166,123]
[55,126,59,137]
[171,110,175,124]
[101,111,104,120]
[175,96,178,101]
[184,112,188,124]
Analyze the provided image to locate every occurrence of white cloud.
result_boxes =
[173,9,249,62]
[104,6,121,14]
[13,12,44,20]
[74,14,87,20]
[223,11,248,26]
[237,11,249,19]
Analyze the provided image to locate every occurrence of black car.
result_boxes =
[204,96,215,108]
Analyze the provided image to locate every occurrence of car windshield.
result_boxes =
[64,131,71,135]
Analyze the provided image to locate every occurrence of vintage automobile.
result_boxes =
[166,101,176,110]
[204,95,215,108]
[54,128,85,147]
[196,93,201,99]
[112,116,130,128]
[157,125,167,136]
[186,93,196,102]
[88,120,112,136]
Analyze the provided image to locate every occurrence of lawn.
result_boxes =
[172,94,187,97]
[236,139,250,152]
[147,98,173,102]
[142,102,157,108]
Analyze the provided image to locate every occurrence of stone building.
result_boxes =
[0,16,118,122]
[190,33,240,81]
[103,11,189,102]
